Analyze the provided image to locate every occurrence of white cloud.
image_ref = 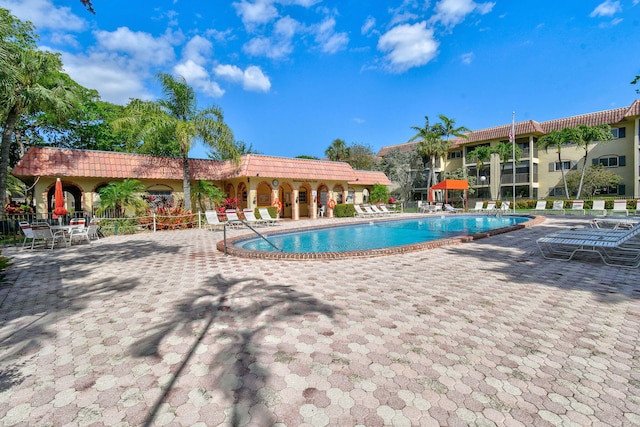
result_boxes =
[0,0,86,32]
[313,17,349,54]
[460,52,474,64]
[377,21,439,73]
[361,16,376,35]
[243,16,299,59]
[59,51,153,105]
[590,0,622,17]
[233,0,279,27]
[181,35,213,65]
[277,0,321,6]
[432,0,495,28]
[175,60,225,97]
[94,27,176,66]
[214,64,271,92]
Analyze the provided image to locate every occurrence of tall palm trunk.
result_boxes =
[557,150,570,199]
[0,106,19,218]
[182,152,191,211]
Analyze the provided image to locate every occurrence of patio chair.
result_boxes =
[204,210,225,231]
[551,200,565,214]
[318,205,326,217]
[569,200,585,215]
[224,210,245,228]
[68,218,89,245]
[590,200,607,216]
[243,209,269,226]
[537,222,640,267]
[258,208,282,226]
[86,219,100,240]
[469,201,484,212]
[30,224,67,250]
[19,221,36,249]
[611,200,629,216]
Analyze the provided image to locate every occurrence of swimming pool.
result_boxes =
[230,215,532,258]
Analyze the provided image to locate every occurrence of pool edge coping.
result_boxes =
[216,214,547,260]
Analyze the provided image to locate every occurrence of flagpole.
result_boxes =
[511,112,516,213]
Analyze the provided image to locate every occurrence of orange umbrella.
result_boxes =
[53,178,67,217]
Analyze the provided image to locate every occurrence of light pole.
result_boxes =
[480,175,486,199]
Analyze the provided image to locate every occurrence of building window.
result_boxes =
[610,127,626,139]
[447,150,462,159]
[596,185,624,196]
[593,155,625,168]
[549,161,573,171]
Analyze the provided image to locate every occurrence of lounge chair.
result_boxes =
[499,201,511,213]
[224,209,245,228]
[243,209,269,226]
[568,200,585,215]
[379,205,399,214]
[611,200,629,216]
[444,203,462,213]
[204,210,225,230]
[537,222,640,267]
[469,201,484,212]
[258,208,283,226]
[551,200,565,214]
[532,200,548,213]
[369,205,388,216]
[590,200,607,216]
[363,206,382,216]
[483,202,497,213]
[354,205,375,217]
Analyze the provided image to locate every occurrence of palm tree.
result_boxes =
[567,124,614,199]
[537,129,571,199]
[114,73,236,211]
[410,116,445,196]
[192,180,227,212]
[493,142,523,189]
[466,145,493,198]
[0,49,78,216]
[96,179,147,217]
[325,138,350,161]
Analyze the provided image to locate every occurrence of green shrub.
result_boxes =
[334,204,355,218]
[0,251,12,282]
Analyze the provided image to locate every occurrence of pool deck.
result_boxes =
[1,214,639,426]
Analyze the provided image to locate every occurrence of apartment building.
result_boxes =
[378,100,640,200]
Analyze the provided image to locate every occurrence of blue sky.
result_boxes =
[2,0,639,160]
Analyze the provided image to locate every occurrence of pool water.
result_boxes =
[238,215,528,253]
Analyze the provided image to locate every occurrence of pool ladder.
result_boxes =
[223,220,282,255]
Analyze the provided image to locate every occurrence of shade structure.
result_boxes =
[53,178,68,217]
[429,179,469,210]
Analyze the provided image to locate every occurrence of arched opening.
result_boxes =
[278,183,293,219]
[256,182,271,207]
[47,181,84,217]
[298,183,311,218]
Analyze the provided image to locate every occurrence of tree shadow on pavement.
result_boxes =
[129,273,335,427]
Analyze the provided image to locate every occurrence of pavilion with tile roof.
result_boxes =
[12,147,391,221]
[378,100,640,201]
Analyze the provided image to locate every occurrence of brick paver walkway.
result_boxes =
[1,215,639,426]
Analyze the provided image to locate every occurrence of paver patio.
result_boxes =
[0,215,639,426]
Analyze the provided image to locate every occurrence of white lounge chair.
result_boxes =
[469,201,484,212]
[363,206,382,216]
[611,200,629,216]
[590,200,607,216]
[243,209,269,226]
[444,203,462,213]
[224,209,245,228]
[379,205,399,214]
[568,200,585,215]
[369,205,388,216]
[258,208,283,226]
[532,200,548,213]
[354,205,374,217]
[500,201,511,212]
[537,222,640,267]
[204,210,225,230]
[551,200,565,214]
[483,202,496,213]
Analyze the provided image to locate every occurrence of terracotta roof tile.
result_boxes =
[12,148,379,185]
[350,170,392,186]
[377,101,640,156]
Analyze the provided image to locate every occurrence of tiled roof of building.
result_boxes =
[12,147,374,183]
[377,100,640,156]
[350,170,392,186]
